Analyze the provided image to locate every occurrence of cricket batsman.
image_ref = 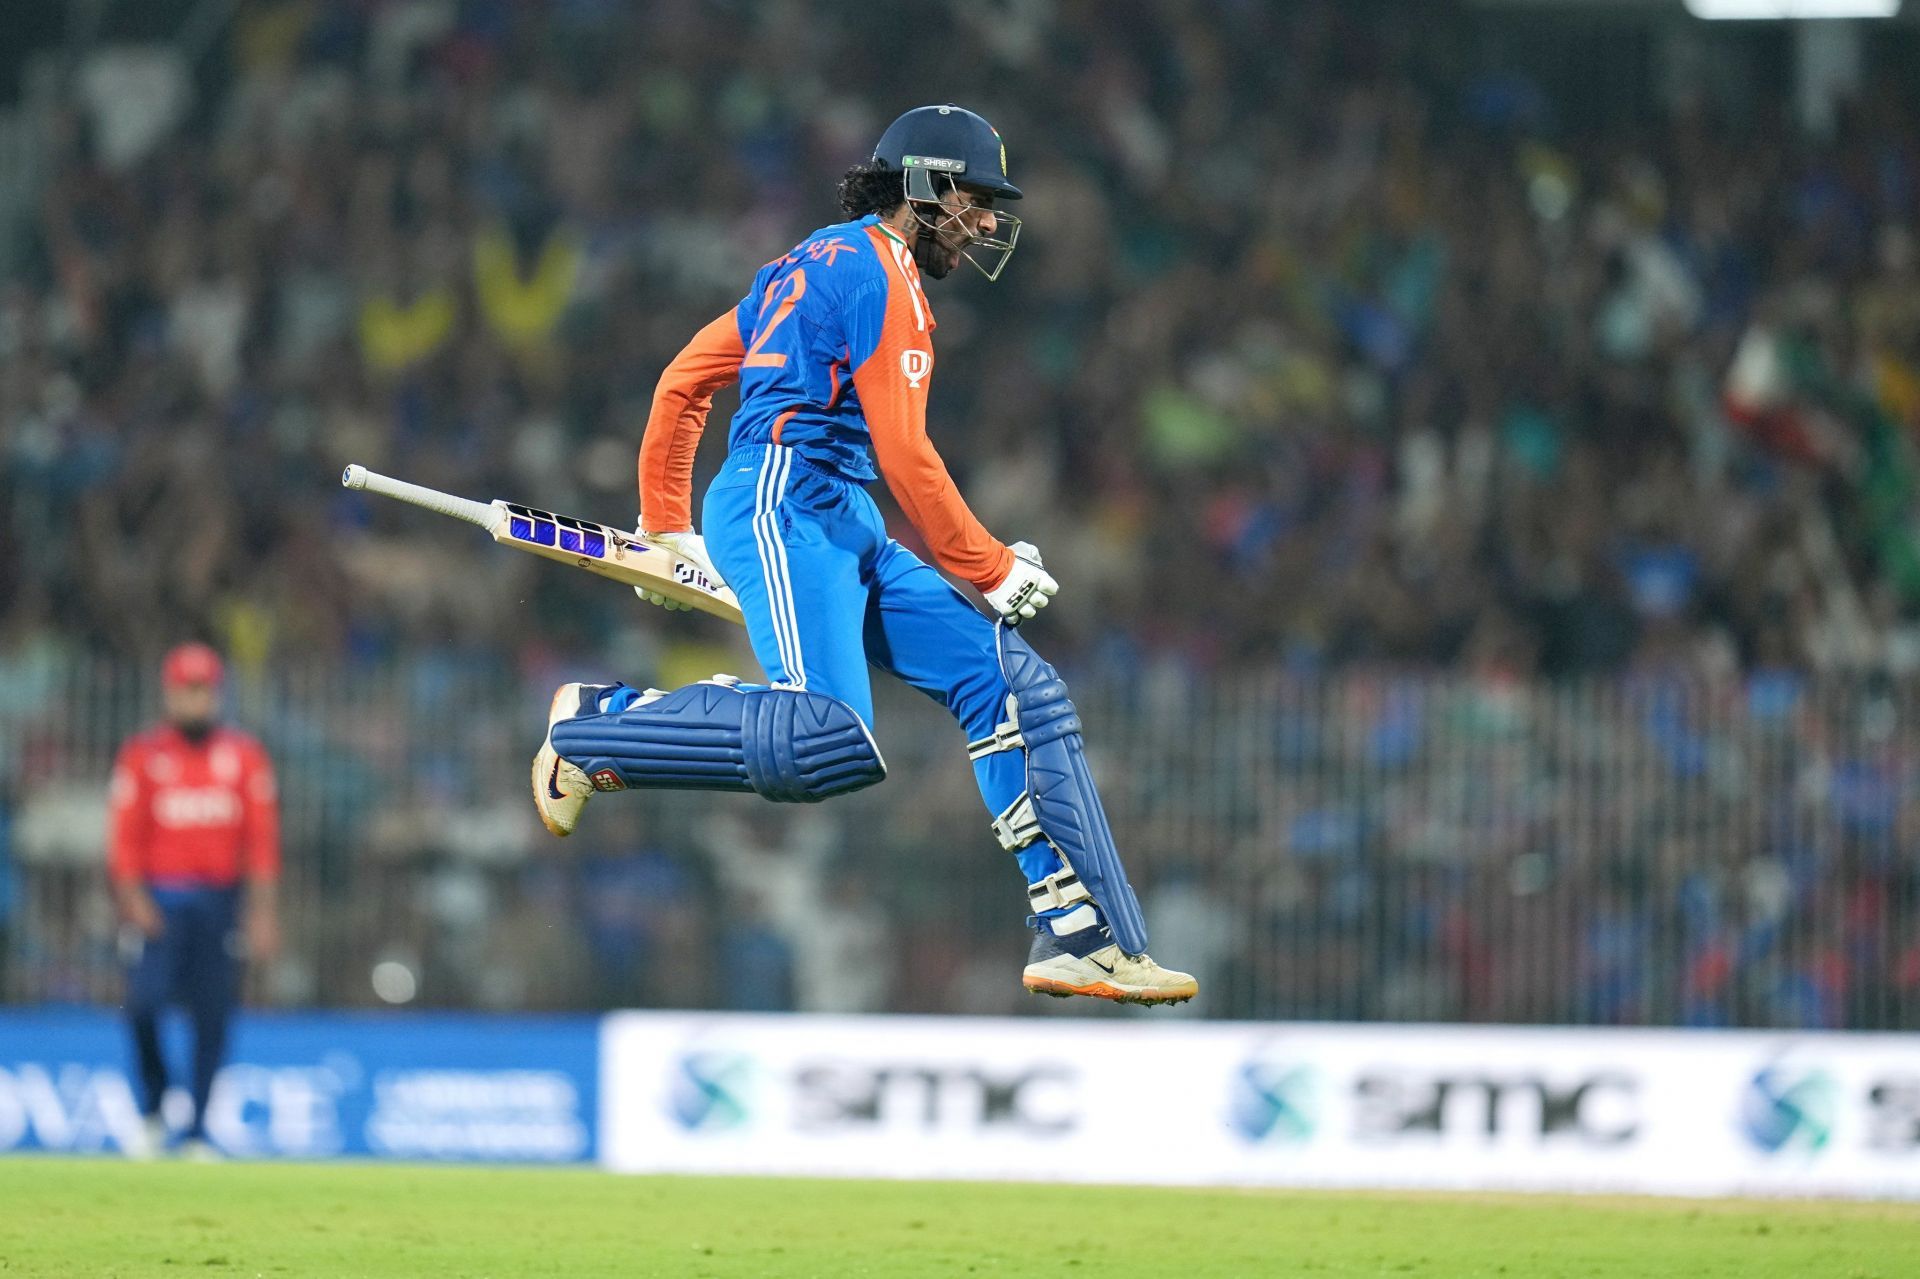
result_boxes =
[109,643,281,1155]
[533,105,1195,1004]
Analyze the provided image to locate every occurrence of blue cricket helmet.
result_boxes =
[872,104,1022,201]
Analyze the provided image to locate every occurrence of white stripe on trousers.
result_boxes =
[752,444,806,687]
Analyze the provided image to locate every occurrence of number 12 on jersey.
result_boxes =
[743,269,807,369]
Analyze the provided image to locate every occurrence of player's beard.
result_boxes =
[175,718,215,743]
[911,221,961,280]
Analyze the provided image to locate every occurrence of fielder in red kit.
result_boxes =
[108,643,280,1157]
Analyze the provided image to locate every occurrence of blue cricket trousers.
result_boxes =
[124,884,241,1137]
[703,444,1053,885]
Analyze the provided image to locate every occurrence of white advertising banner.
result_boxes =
[600,1014,1920,1197]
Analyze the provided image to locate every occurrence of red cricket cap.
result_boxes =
[161,643,225,689]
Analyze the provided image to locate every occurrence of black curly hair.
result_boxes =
[837,159,906,218]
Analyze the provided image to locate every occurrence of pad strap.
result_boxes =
[967,719,1025,761]
[1027,869,1092,913]
[992,791,1042,851]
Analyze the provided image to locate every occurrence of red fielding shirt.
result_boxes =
[108,725,280,888]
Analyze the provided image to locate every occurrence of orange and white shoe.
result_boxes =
[1022,930,1198,1006]
[531,683,602,837]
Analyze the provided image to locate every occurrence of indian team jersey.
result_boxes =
[725,214,934,483]
[639,211,1010,588]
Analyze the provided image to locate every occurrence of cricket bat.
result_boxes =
[341,464,744,625]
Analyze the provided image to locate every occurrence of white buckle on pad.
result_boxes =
[991,792,1042,850]
[1027,869,1092,912]
[967,720,1025,761]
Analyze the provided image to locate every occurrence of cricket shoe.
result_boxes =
[128,1113,169,1161]
[531,682,623,837]
[1021,922,1198,1006]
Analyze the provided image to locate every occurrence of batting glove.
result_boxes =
[984,541,1058,624]
[632,529,723,611]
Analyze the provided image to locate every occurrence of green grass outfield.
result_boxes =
[1,1159,1915,1278]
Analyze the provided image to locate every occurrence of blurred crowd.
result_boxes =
[4,1,1920,1028]
[6,0,1920,680]
[7,664,1918,1029]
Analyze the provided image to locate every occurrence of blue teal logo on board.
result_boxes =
[668,1052,753,1133]
[1739,1061,1836,1154]
[1229,1059,1318,1144]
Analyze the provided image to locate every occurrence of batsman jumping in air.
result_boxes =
[532,105,1196,1005]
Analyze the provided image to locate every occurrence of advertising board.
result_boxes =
[0,1010,598,1161]
[600,1014,1920,1197]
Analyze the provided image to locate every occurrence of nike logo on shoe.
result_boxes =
[1090,958,1116,974]
[547,759,566,800]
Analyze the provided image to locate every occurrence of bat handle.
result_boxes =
[342,464,497,529]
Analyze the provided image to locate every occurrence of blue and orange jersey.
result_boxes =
[638,215,1012,590]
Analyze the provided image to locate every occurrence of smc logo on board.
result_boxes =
[1354,1069,1640,1144]
[665,1050,1077,1136]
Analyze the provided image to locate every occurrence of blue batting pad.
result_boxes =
[549,682,885,803]
[997,628,1150,955]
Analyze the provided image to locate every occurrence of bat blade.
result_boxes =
[492,500,743,624]
[343,464,744,625]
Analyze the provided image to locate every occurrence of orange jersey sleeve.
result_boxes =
[241,739,281,882]
[850,229,1013,591]
[107,737,153,884]
[637,310,747,533]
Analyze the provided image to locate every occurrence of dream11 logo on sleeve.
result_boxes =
[899,349,932,389]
